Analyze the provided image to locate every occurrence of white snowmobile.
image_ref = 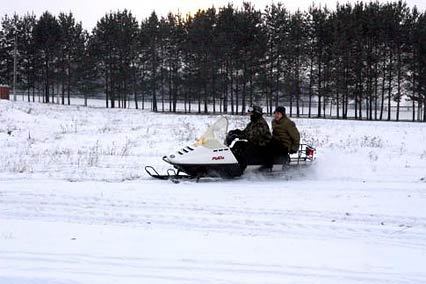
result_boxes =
[145,116,316,181]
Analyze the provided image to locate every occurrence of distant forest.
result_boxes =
[1,1,425,121]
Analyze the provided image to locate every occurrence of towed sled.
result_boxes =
[145,117,316,181]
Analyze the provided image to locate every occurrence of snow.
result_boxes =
[0,99,425,284]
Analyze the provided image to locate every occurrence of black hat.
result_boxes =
[274,106,286,115]
[248,105,263,114]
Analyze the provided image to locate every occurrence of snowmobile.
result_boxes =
[145,116,316,181]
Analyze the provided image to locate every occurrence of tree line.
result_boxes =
[0,1,425,121]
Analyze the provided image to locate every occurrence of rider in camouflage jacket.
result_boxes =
[242,105,272,147]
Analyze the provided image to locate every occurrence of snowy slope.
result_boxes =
[0,100,425,284]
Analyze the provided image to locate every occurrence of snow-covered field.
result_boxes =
[0,100,425,284]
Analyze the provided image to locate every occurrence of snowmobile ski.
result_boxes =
[144,166,195,183]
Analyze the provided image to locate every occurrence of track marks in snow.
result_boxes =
[1,250,424,284]
[1,187,425,250]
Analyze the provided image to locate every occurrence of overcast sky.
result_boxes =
[1,0,425,30]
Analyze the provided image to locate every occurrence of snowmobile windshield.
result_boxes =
[194,116,229,149]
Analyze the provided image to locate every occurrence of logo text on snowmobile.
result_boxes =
[212,156,225,160]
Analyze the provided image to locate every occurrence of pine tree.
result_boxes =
[33,12,61,103]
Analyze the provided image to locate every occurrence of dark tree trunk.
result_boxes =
[67,61,71,105]
[204,83,208,114]
[336,92,340,119]
[308,57,314,118]
[105,70,110,108]
[396,45,402,122]
[134,73,138,110]
[198,84,201,114]
[212,63,216,114]
[61,64,65,105]
[169,63,172,112]
[355,86,358,120]
[387,51,393,121]
[380,63,386,120]
[45,60,50,103]
[296,78,300,118]
[374,62,379,120]
[235,69,239,114]
[223,65,228,114]
[241,69,246,115]
[344,64,349,119]
[423,99,426,122]
[230,66,234,115]
[317,58,322,118]
[275,58,280,108]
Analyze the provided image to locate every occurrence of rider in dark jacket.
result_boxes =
[271,106,300,153]
[265,106,300,169]
[225,105,271,169]
[242,105,272,147]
